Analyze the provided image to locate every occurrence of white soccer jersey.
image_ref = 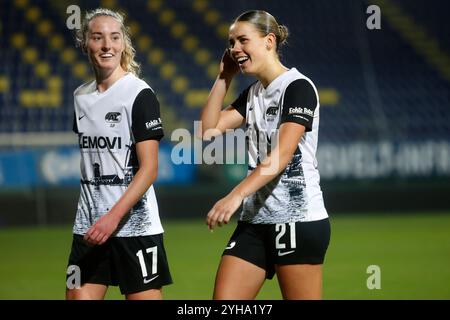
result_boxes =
[72,73,164,237]
[232,68,328,223]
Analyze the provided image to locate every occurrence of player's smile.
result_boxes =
[229,21,268,75]
[99,53,114,58]
[232,50,254,73]
[87,16,124,73]
[235,55,250,68]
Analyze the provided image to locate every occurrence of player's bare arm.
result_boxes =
[199,49,243,140]
[84,140,159,245]
[206,122,306,230]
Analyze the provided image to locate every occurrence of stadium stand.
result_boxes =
[0,0,448,141]
[0,0,449,224]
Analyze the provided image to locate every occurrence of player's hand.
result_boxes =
[219,49,240,78]
[84,213,121,245]
[206,191,244,231]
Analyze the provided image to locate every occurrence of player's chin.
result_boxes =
[96,59,118,69]
[239,66,255,76]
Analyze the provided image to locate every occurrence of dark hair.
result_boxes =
[234,10,289,53]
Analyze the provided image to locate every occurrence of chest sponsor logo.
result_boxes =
[79,135,122,149]
[105,112,122,123]
[288,107,314,117]
[145,118,162,130]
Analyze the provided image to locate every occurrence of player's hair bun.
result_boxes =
[278,25,289,46]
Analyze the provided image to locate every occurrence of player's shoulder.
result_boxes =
[288,68,318,91]
[127,73,153,90]
[73,79,96,96]
[124,74,158,100]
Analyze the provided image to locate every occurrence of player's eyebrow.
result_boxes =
[228,34,248,45]
[229,34,247,41]
[90,31,122,35]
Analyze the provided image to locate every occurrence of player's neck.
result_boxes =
[258,60,289,88]
[95,67,127,92]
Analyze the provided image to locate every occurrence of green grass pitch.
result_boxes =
[0,213,449,299]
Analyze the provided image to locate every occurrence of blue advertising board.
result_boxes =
[0,143,196,188]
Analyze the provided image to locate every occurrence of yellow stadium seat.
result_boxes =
[194,49,211,65]
[48,76,63,90]
[72,63,89,78]
[48,92,62,107]
[22,47,38,64]
[137,35,152,51]
[35,62,50,78]
[148,49,164,65]
[160,63,176,80]
[35,90,48,107]
[50,35,64,50]
[159,9,175,26]
[100,0,117,8]
[319,89,340,106]
[0,77,10,93]
[182,36,198,52]
[13,0,28,9]
[216,23,229,39]
[185,90,210,108]
[19,90,35,108]
[37,20,52,36]
[61,48,77,64]
[207,63,218,79]
[129,21,140,36]
[193,0,207,12]
[11,33,26,49]
[147,0,162,12]
[205,10,219,25]
[171,76,188,93]
[25,7,41,23]
[171,23,187,39]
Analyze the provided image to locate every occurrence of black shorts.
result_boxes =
[66,234,173,294]
[222,218,331,279]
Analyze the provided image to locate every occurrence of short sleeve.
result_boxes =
[280,79,318,132]
[132,88,164,142]
[72,111,78,134]
[231,84,252,117]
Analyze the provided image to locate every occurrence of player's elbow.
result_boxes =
[138,165,158,187]
[197,125,222,141]
[150,165,159,183]
[264,147,296,175]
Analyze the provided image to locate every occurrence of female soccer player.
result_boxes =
[65,8,172,300]
[199,10,331,300]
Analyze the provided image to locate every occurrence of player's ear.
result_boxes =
[265,33,276,51]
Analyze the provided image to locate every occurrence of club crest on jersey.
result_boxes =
[105,112,122,123]
[266,106,278,117]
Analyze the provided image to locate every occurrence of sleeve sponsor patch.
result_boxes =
[145,118,162,130]
[288,106,314,117]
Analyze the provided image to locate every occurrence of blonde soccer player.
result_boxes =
[65,8,172,300]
